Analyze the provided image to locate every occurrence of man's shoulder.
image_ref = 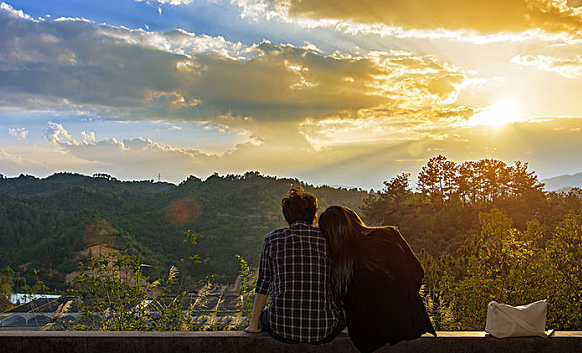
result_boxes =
[289,221,320,233]
[264,222,322,242]
[263,227,294,245]
[265,227,289,239]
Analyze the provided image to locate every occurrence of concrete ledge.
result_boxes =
[1,331,581,353]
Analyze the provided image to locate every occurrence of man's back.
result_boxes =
[255,221,342,343]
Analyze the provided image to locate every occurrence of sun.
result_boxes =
[469,100,521,127]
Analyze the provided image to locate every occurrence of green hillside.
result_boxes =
[0,172,368,289]
[3,157,582,330]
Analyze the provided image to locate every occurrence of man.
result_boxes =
[245,187,345,344]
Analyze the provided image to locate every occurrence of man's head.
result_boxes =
[282,187,318,226]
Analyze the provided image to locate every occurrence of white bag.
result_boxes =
[485,300,548,338]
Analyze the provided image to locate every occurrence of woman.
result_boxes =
[318,206,435,353]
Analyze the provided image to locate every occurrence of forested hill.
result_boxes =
[0,172,368,289]
[3,157,582,330]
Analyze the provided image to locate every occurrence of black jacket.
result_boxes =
[343,227,436,353]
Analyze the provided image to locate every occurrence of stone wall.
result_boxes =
[1,331,581,353]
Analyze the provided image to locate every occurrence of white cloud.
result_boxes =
[0,2,33,20]
[134,0,193,6]
[81,131,96,143]
[231,0,275,20]
[43,121,78,145]
[8,127,28,140]
[97,26,249,59]
[511,54,582,78]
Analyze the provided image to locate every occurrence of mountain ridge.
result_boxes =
[0,171,368,289]
[542,171,582,191]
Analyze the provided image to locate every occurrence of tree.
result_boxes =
[502,161,547,228]
[0,266,15,311]
[545,209,582,329]
[457,161,480,205]
[480,159,511,202]
[417,155,458,205]
[362,173,413,225]
[453,208,546,329]
[510,161,545,196]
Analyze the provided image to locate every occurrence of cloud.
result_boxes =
[298,105,474,150]
[18,116,580,189]
[0,6,476,134]
[8,127,28,140]
[0,2,33,20]
[134,0,193,6]
[511,54,582,77]
[43,121,78,145]
[99,27,248,59]
[81,131,96,143]
[281,0,582,35]
[0,149,46,176]
[0,144,94,178]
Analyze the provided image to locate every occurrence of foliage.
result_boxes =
[70,249,247,331]
[0,266,15,311]
[452,209,544,328]
[544,209,582,329]
[73,250,154,330]
[3,161,582,330]
[37,228,252,331]
[362,173,413,225]
[419,207,582,330]
[235,254,257,319]
[178,229,203,290]
[363,155,582,330]
[0,171,367,288]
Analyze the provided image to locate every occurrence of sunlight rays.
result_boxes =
[469,99,522,127]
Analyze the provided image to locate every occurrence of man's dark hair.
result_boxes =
[282,187,318,225]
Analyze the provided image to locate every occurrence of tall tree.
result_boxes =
[362,173,413,225]
[418,155,458,205]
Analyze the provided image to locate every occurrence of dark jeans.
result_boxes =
[259,310,346,345]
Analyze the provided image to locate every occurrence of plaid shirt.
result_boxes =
[255,221,342,343]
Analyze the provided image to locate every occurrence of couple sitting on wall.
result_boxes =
[245,187,435,353]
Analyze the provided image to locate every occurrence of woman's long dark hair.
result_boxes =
[319,205,378,299]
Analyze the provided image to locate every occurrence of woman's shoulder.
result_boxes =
[356,228,400,267]
[360,227,411,260]
[367,226,400,241]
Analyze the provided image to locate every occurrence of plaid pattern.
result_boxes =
[256,221,342,343]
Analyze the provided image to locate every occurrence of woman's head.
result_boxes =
[319,206,368,298]
[319,205,366,250]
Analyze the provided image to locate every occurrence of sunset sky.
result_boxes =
[2,0,582,189]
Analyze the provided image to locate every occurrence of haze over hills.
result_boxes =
[0,172,368,289]
[541,172,582,191]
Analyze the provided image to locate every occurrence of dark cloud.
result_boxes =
[0,6,470,128]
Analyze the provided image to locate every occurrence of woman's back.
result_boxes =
[343,227,435,352]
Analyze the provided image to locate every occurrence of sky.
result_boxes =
[2,0,582,190]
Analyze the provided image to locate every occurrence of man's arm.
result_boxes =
[245,235,272,333]
[245,293,269,333]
